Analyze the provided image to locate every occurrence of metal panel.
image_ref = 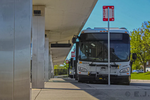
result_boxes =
[32,6,45,88]
[0,0,32,100]
[14,0,32,100]
[0,1,14,99]
[44,38,49,81]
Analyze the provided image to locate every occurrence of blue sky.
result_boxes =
[83,0,150,32]
[66,0,150,61]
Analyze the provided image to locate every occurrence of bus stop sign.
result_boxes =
[71,51,75,58]
[103,6,114,21]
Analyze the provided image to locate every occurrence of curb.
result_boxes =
[131,79,150,82]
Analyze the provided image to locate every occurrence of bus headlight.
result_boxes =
[120,68,129,73]
[79,67,87,72]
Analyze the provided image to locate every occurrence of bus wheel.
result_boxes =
[124,76,130,85]
[75,75,78,80]
[78,76,82,82]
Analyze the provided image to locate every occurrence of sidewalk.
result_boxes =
[131,79,150,82]
[32,78,150,100]
[32,78,98,100]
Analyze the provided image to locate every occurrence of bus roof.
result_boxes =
[81,27,129,34]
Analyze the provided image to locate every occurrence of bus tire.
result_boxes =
[78,76,82,82]
[124,76,130,85]
[75,75,78,80]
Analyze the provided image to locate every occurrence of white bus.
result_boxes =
[72,27,136,85]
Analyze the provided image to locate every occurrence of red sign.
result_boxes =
[71,51,75,58]
[103,6,114,21]
[66,60,69,64]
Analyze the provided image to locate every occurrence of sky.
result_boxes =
[83,0,150,32]
[66,0,150,61]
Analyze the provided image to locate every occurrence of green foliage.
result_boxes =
[130,21,150,72]
[63,64,69,69]
[54,65,58,69]
[132,64,141,70]
[54,60,69,70]
[132,59,143,70]
[54,69,68,76]
[54,63,69,75]
[54,65,66,69]
[63,60,69,69]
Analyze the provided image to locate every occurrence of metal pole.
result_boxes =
[75,42,79,80]
[67,64,68,76]
[73,59,74,79]
[108,7,110,85]
[96,65,97,77]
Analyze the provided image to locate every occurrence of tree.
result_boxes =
[54,64,68,75]
[63,60,69,69]
[54,65,59,69]
[130,21,150,72]
[132,60,142,70]
[54,65,66,69]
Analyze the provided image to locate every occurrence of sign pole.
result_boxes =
[73,60,74,79]
[103,5,114,85]
[108,7,110,85]
[71,52,75,79]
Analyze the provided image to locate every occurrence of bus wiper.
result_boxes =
[91,58,97,64]
[112,61,116,65]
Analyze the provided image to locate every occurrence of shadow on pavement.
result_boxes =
[61,78,150,100]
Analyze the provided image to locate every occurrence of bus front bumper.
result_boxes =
[78,74,130,82]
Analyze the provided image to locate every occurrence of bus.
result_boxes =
[72,27,136,85]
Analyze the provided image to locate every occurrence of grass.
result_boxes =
[131,72,150,80]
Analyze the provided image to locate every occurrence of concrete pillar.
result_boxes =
[51,60,54,78]
[48,54,51,79]
[44,38,49,82]
[50,54,54,78]
[32,6,45,88]
[0,0,32,100]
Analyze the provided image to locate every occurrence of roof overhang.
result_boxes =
[33,0,98,65]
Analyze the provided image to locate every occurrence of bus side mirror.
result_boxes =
[72,37,76,43]
[72,35,80,43]
[72,35,77,43]
[132,53,137,60]
[78,55,81,60]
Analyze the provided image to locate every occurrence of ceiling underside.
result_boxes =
[51,48,71,65]
[33,0,98,65]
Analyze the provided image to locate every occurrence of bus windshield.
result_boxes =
[79,33,130,62]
